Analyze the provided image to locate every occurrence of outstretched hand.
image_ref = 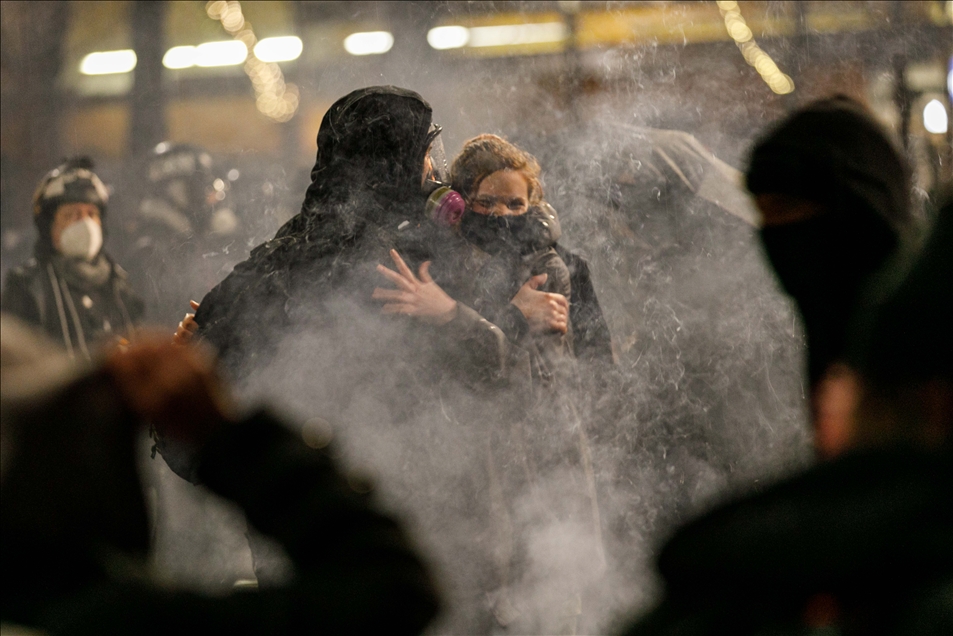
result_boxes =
[373,249,458,325]
[172,300,201,346]
[511,274,569,334]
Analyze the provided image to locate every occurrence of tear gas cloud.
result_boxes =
[139,8,816,632]
[4,1,948,633]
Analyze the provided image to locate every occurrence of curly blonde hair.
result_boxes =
[450,134,543,206]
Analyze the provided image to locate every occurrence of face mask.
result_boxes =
[58,217,103,261]
[758,211,891,304]
[459,211,519,254]
[759,211,895,384]
[460,206,558,255]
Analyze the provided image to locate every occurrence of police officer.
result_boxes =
[1,157,143,359]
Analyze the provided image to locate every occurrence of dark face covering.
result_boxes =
[759,209,896,385]
[460,212,530,255]
[459,205,559,256]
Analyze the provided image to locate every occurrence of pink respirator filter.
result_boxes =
[426,186,466,227]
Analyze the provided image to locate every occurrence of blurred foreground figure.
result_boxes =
[0,318,439,634]
[621,105,952,636]
[745,96,913,454]
[1,158,143,359]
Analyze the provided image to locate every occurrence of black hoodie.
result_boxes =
[194,87,437,376]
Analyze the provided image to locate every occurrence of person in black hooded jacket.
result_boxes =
[745,96,914,455]
[619,99,951,636]
[620,194,953,636]
[193,87,526,388]
[189,87,544,629]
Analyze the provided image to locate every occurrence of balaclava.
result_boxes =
[746,96,911,385]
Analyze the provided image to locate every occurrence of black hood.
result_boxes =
[745,95,911,236]
[298,86,433,225]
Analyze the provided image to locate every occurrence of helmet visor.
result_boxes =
[425,124,448,184]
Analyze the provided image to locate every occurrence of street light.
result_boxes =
[343,31,394,56]
[80,50,137,75]
[923,99,949,134]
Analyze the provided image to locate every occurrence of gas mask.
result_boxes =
[58,217,103,261]
[419,124,466,227]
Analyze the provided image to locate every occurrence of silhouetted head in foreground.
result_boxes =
[746,96,911,391]
[620,197,952,636]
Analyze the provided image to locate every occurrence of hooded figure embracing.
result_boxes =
[191,87,535,631]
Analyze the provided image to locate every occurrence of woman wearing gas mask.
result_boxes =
[1,157,143,360]
[374,135,611,634]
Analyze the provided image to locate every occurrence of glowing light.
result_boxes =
[343,31,394,56]
[467,22,567,47]
[720,3,794,95]
[206,0,298,122]
[727,21,752,43]
[923,99,949,134]
[227,169,240,181]
[205,0,227,19]
[427,26,470,50]
[948,58,952,100]
[79,50,137,75]
[194,40,247,67]
[220,3,244,31]
[162,46,197,69]
[254,36,303,62]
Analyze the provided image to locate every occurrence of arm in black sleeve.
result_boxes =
[555,246,615,364]
[2,267,42,327]
[484,302,531,344]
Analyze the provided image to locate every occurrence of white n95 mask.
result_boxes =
[58,218,103,261]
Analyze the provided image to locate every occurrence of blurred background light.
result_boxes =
[79,50,137,75]
[467,22,567,48]
[253,36,303,63]
[162,46,197,70]
[194,40,248,67]
[343,31,394,56]
[720,3,794,95]
[948,57,952,100]
[923,99,949,133]
[427,25,469,50]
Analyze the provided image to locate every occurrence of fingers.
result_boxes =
[550,293,570,311]
[389,249,417,283]
[418,261,433,284]
[380,303,416,315]
[172,313,199,346]
[376,264,417,292]
[189,300,200,310]
[371,287,413,302]
[526,273,548,290]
